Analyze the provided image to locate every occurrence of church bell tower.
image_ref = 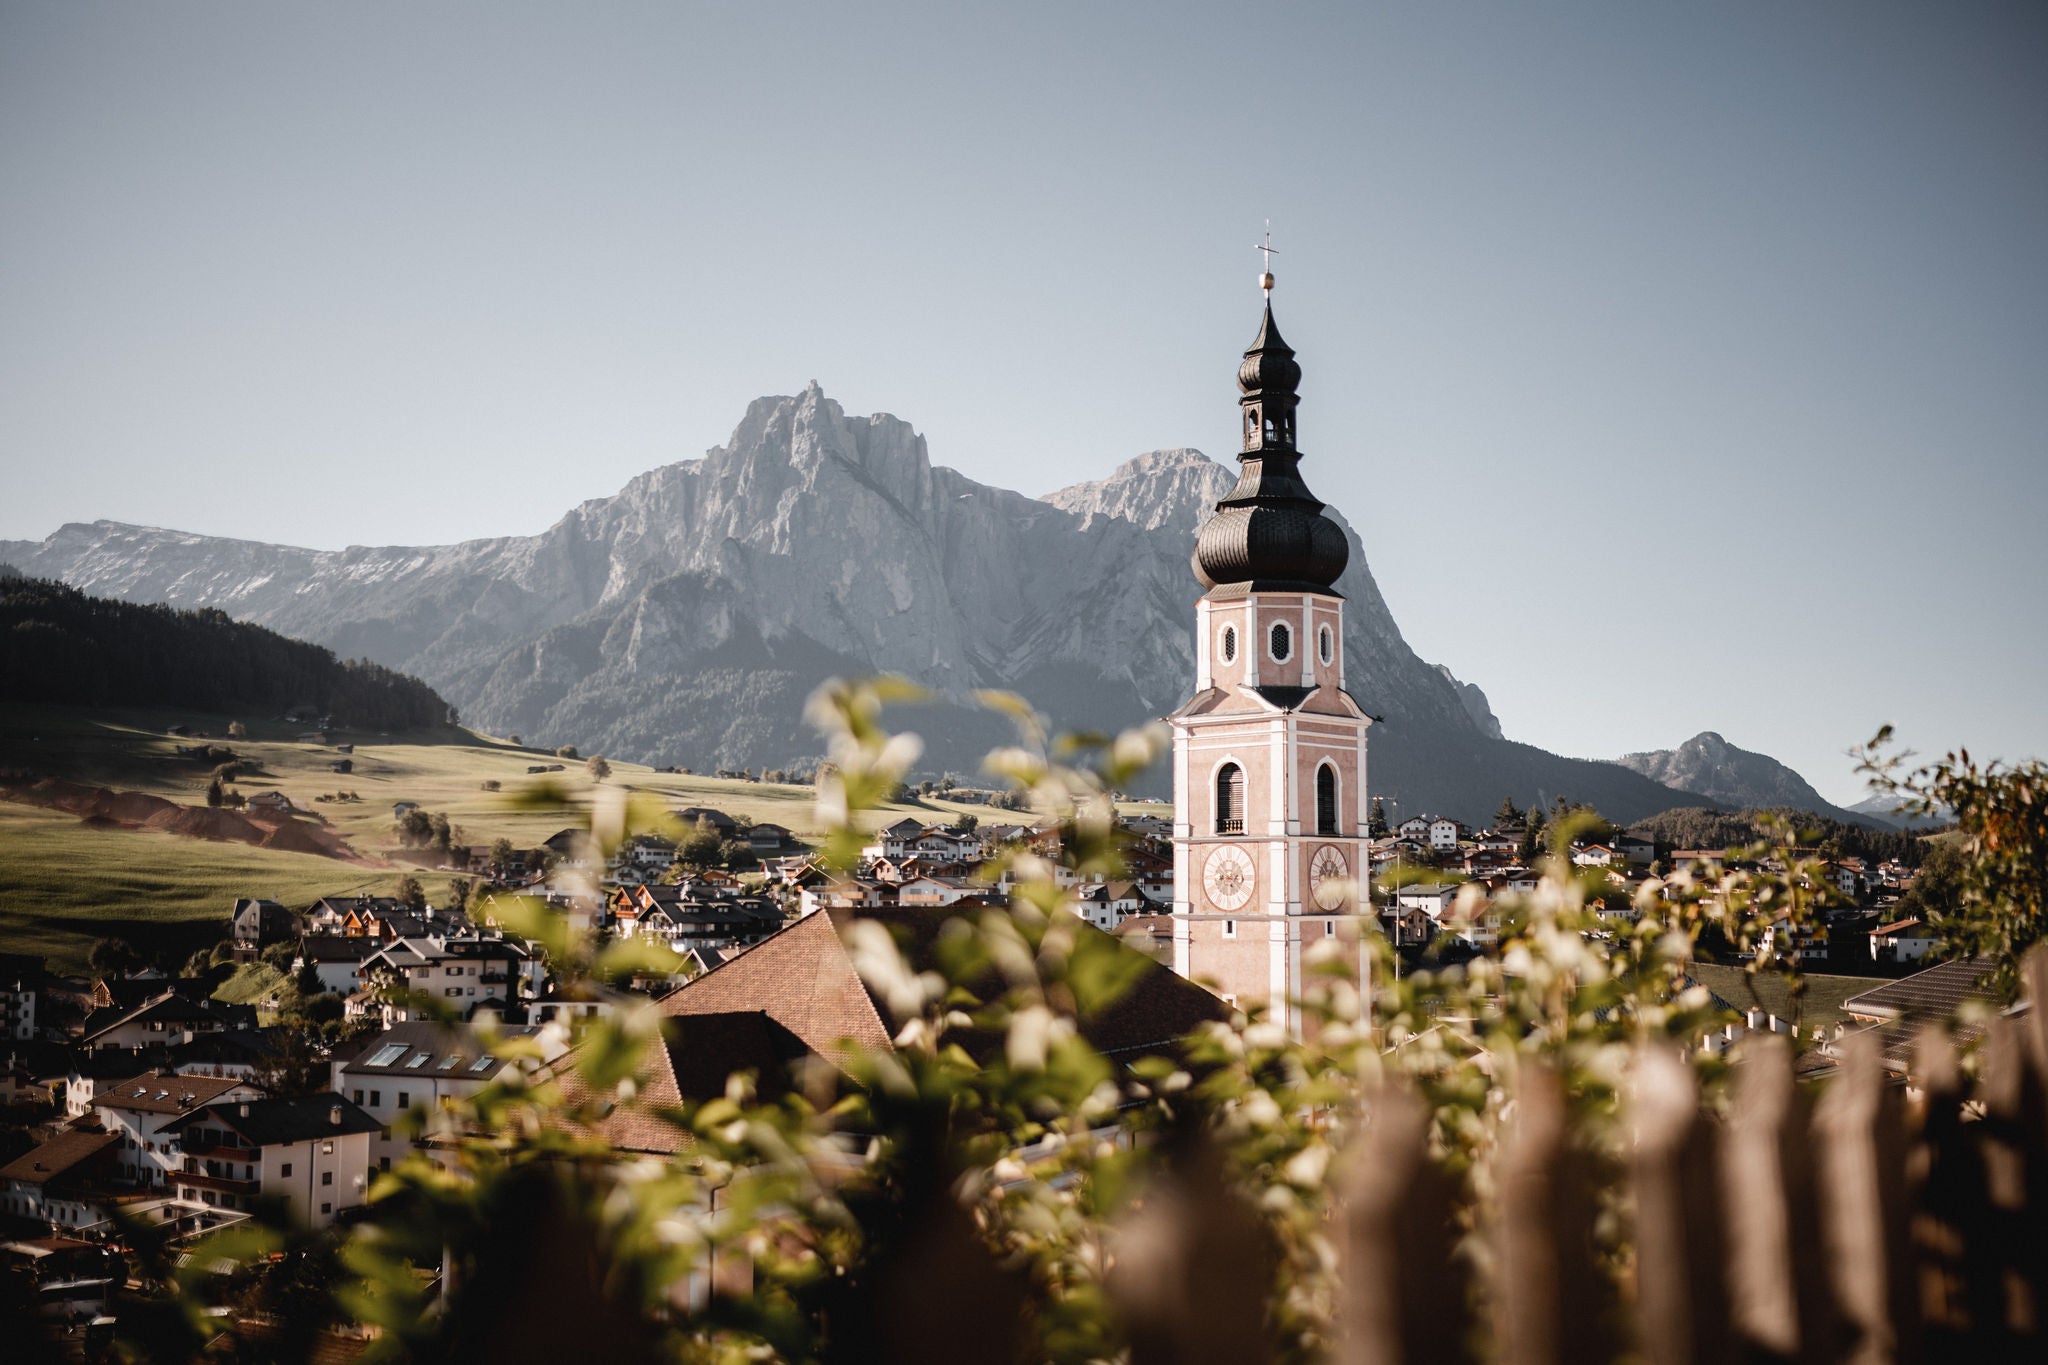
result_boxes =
[1168,261,1372,1032]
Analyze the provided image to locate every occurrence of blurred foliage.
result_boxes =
[90,700,2040,1363]
[1861,727,2048,1000]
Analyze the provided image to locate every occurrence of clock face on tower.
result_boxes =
[1310,844,1351,911]
[1203,845,1257,911]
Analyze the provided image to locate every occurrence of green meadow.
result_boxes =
[0,703,1167,973]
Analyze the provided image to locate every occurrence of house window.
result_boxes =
[1270,621,1292,663]
[1219,625,1238,665]
[322,1171,333,1186]
[1222,920,1237,939]
[1316,765,1338,837]
[321,1202,332,1215]
[369,1090,380,1107]
[397,1092,410,1109]
[281,1163,292,1177]
[1319,625,1333,665]
[321,1142,334,1155]
[1215,764,1246,836]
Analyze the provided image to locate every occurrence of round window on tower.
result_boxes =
[1319,624,1333,665]
[1220,624,1238,665]
[1270,621,1292,662]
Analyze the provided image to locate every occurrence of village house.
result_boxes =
[164,1094,381,1228]
[353,937,544,1025]
[1,1131,122,1230]
[295,935,382,996]
[1392,883,1463,921]
[0,953,40,1041]
[93,1069,262,1190]
[230,899,297,954]
[333,1021,555,1172]
[79,993,255,1053]
[1869,916,1940,963]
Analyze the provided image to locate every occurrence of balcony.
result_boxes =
[174,1169,259,1196]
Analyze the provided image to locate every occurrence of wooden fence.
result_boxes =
[1099,950,2047,1365]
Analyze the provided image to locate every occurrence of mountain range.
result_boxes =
[2,384,1831,824]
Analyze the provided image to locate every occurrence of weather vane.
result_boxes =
[1256,221,1278,296]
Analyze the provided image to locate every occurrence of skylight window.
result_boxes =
[405,1052,432,1068]
[469,1056,496,1073]
[367,1044,409,1067]
[437,1056,461,1070]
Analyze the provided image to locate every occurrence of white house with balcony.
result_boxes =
[164,1094,380,1229]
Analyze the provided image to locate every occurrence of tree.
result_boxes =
[430,811,454,854]
[448,877,474,913]
[1494,795,1521,828]
[678,825,724,870]
[396,875,427,915]
[88,936,139,978]
[587,754,612,783]
[489,838,517,878]
[1862,730,2048,1000]
[952,813,980,834]
[206,777,225,808]
[1368,798,1389,838]
[251,1027,326,1097]
[1520,805,1547,863]
[556,744,580,760]
[396,809,435,847]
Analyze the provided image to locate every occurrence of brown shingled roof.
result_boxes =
[0,1129,119,1185]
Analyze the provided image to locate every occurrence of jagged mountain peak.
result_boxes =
[1041,448,1233,533]
[8,387,1725,822]
[1612,731,1848,819]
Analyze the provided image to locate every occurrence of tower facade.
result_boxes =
[1169,281,1372,1032]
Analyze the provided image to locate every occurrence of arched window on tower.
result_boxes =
[1216,763,1246,835]
[1316,764,1338,837]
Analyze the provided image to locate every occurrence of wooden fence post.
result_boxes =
[1721,1033,1833,1363]
[1813,1029,1920,1364]
[1108,1132,1277,1365]
[1335,1081,1472,1365]
[1631,1047,1731,1365]
[1493,1065,1613,1365]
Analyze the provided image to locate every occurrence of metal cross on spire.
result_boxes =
[1255,222,1278,296]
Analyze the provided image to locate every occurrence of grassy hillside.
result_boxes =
[0,802,412,973]
[0,703,1166,974]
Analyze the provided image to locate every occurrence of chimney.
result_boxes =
[330,1104,342,1126]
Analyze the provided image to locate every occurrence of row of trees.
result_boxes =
[0,576,453,729]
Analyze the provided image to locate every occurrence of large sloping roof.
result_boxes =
[0,1130,119,1185]
[1843,958,1997,1022]
[659,909,892,1059]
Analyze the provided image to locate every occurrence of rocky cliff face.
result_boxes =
[8,385,1705,821]
[1612,731,1850,819]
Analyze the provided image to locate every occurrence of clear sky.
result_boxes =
[3,2,2043,805]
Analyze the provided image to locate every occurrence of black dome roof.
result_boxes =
[1192,300,1347,594]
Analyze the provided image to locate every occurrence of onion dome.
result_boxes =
[1192,298,1349,594]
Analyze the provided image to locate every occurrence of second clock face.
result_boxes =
[1309,844,1351,910]
[1203,844,1257,911]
